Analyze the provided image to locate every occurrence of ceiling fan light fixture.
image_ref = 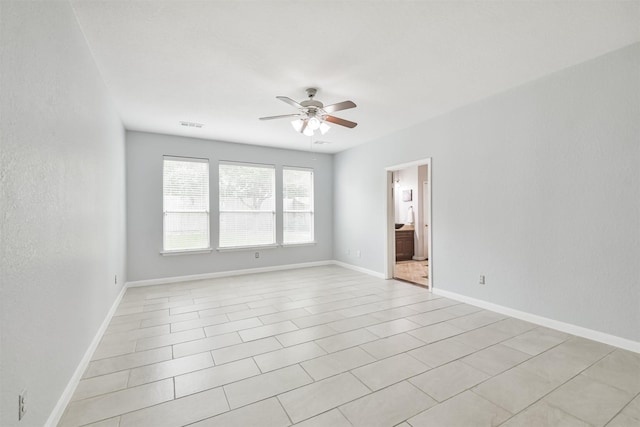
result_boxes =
[307,116,321,131]
[291,119,304,132]
[319,122,330,135]
[303,126,314,137]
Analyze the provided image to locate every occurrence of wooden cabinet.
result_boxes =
[395,230,414,261]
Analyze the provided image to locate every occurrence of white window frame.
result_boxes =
[218,161,277,250]
[283,167,315,245]
[161,156,211,255]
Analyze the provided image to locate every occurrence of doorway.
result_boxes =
[385,159,432,290]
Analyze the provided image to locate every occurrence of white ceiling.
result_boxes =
[70,0,640,153]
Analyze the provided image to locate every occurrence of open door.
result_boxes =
[385,159,432,290]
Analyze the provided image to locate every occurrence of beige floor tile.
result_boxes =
[175,357,260,397]
[109,309,169,325]
[408,322,465,344]
[128,352,213,386]
[408,337,476,367]
[276,325,338,347]
[254,341,326,372]
[340,381,436,427]
[224,364,313,409]
[84,346,173,378]
[60,379,174,427]
[410,360,490,402]
[139,311,199,328]
[486,317,537,337]
[326,314,381,333]
[72,371,130,402]
[501,327,569,355]
[407,390,511,427]
[292,408,351,427]
[212,336,282,364]
[360,333,425,360]
[136,328,205,351]
[189,397,291,427]
[314,328,378,353]
[227,305,279,321]
[442,303,483,316]
[172,332,242,358]
[365,318,421,338]
[100,325,170,345]
[351,353,428,391]
[405,298,459,313]
[59,267,639,427]
[582,349,640,394]
[92,339,137,360]
[370,306,421,322]
[446,310,505,331]
[259,308,312,324]
[203,317,263,337]
[500,401,591,427]
[291,311,346,328]
[109,309,170,325]
[460,343,531,376]
[543,374,633,426]
[301,346,376,381]
[277,372,370,423]
[406,308,458,326]
[119,387,228,427]
[82,417,120,427]
[239,320,299,342]
[473,366,563,414]
[622,394,640,420]
[169,314,228,332]
[606,413,640,427]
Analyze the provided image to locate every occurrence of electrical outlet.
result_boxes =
[18,390,26,421]
[356,250,361,258]
[255,252,260,259]
[479,275,486,285]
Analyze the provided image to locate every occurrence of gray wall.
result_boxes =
[334,43,640,342]
[126,131,333,282]
[0,2,127,426]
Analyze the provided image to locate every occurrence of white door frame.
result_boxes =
[384,158,433,290]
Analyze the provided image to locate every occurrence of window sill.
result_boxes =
[160,248,213,256]
[217,244,280,252]
[282,241,317,247]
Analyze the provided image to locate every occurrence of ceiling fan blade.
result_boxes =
[259,114,302,121]
[325,115,358,128]
[276,96,304,109]
[322,100,356,113]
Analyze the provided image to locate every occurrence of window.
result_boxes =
[163,156,210,251]
[283,168,314,244]
[219,162,275,248]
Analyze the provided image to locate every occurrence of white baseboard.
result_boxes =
[331,260,385,279]
[126,260,335,287]
[45,284,128,427]
[432,288,640,354]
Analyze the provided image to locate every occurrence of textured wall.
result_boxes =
[0,2,126,426]
[334,44,640,342]
[126,131,333,282]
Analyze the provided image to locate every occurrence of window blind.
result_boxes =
[283,168,314,244]
[163,157,210,251]
[219,162,275,248]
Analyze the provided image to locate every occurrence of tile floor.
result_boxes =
[59,265,640,427]
[394,260,428,287]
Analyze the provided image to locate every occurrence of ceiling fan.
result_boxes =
[259,88,357,136]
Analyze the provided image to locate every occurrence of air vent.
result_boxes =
[180,121,204,128]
